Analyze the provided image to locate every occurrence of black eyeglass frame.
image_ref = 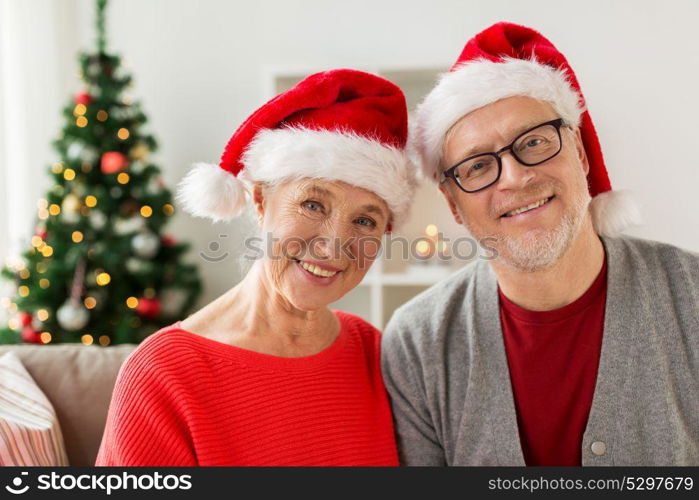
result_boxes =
[440,118,567,193]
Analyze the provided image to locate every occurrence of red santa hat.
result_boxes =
[177,69,416,228]
[414,22,641,236]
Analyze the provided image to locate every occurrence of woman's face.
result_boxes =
[254,178,390,311]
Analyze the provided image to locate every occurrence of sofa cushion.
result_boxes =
[0,343,137,465]
[0,351,69,465]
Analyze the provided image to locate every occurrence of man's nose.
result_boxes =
[495,152,535,191]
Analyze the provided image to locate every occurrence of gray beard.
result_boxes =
[467,180,592,273]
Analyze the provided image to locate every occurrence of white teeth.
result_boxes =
[299,261,337,278]
[505,197,551,217]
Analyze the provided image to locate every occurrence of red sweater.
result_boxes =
[95,310,398,466]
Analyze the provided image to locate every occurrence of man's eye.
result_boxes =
[302,200,323,212]
[520,136,547,149]
[355,217,376,227]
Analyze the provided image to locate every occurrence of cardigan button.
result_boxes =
[591,441,607,456]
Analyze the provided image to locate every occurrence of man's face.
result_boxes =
[440,96,592,272]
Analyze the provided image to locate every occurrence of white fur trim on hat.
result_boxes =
[590,189,642,236]
[238,127,417,228]
[176,162,249,223]
[414,57,585,183]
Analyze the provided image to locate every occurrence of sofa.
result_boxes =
[0,343,137,466]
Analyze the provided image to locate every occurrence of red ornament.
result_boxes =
[162,235,176,247]
[101,152,129,174]
[35,227,47,240]
[18,312,33,326]
[75,92,93,105]
[136,297,161,319]
[21,325,40,343]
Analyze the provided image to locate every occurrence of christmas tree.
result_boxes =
[0,0,202,345]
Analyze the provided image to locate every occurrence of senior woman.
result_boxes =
[95,69,417,466]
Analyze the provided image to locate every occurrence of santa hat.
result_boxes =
[413,22,641,236]
[177,69,416,228]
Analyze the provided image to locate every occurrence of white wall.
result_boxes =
[3,0,698,306]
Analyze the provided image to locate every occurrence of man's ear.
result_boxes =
[572,127,590,176]
[438,183,464,226]
[252,182,266,225]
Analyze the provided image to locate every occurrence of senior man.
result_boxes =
[382,22,699,466]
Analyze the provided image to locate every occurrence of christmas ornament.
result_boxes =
[126,257,146,273]
[110,187,123,198]
[35,225,47,241]
[130,160,146,174]
[18,311,32,327]
[135,296,161,319]
[61,194,82,223]
[67,142,98,165]
[111,105,137,120]
[132,231,160,258]
[57,257,89,331]
[21,325,41,343]
[56,300,89,331]
[101,151,129,174]
[74,92,93,105]
[162,235,176,247]
[114,215,145,235]
[67,142,85,160]
[89,210,107,230]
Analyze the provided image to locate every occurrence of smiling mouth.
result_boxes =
[501,196,554,218]
[293,259,339,278]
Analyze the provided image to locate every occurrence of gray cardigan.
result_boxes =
[381,236,699,465]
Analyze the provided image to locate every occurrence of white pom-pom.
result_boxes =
[590,190,643,236]
[176,163,249,222]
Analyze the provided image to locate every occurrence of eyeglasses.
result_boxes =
[440,118,567,193]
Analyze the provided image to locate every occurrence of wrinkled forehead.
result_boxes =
[442,96,559,164]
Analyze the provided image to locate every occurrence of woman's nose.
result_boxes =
[312,219,356,261]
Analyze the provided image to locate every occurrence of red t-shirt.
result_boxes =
[95,310,398,466]
[498,254,607,466]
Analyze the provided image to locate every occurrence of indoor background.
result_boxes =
[2,0,698,326]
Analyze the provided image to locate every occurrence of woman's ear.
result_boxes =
[252,182,266,225]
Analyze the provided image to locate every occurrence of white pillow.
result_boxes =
[0,351,69,466]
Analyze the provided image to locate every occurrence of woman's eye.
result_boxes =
[302,200,323,212]
[355,217,376,228]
